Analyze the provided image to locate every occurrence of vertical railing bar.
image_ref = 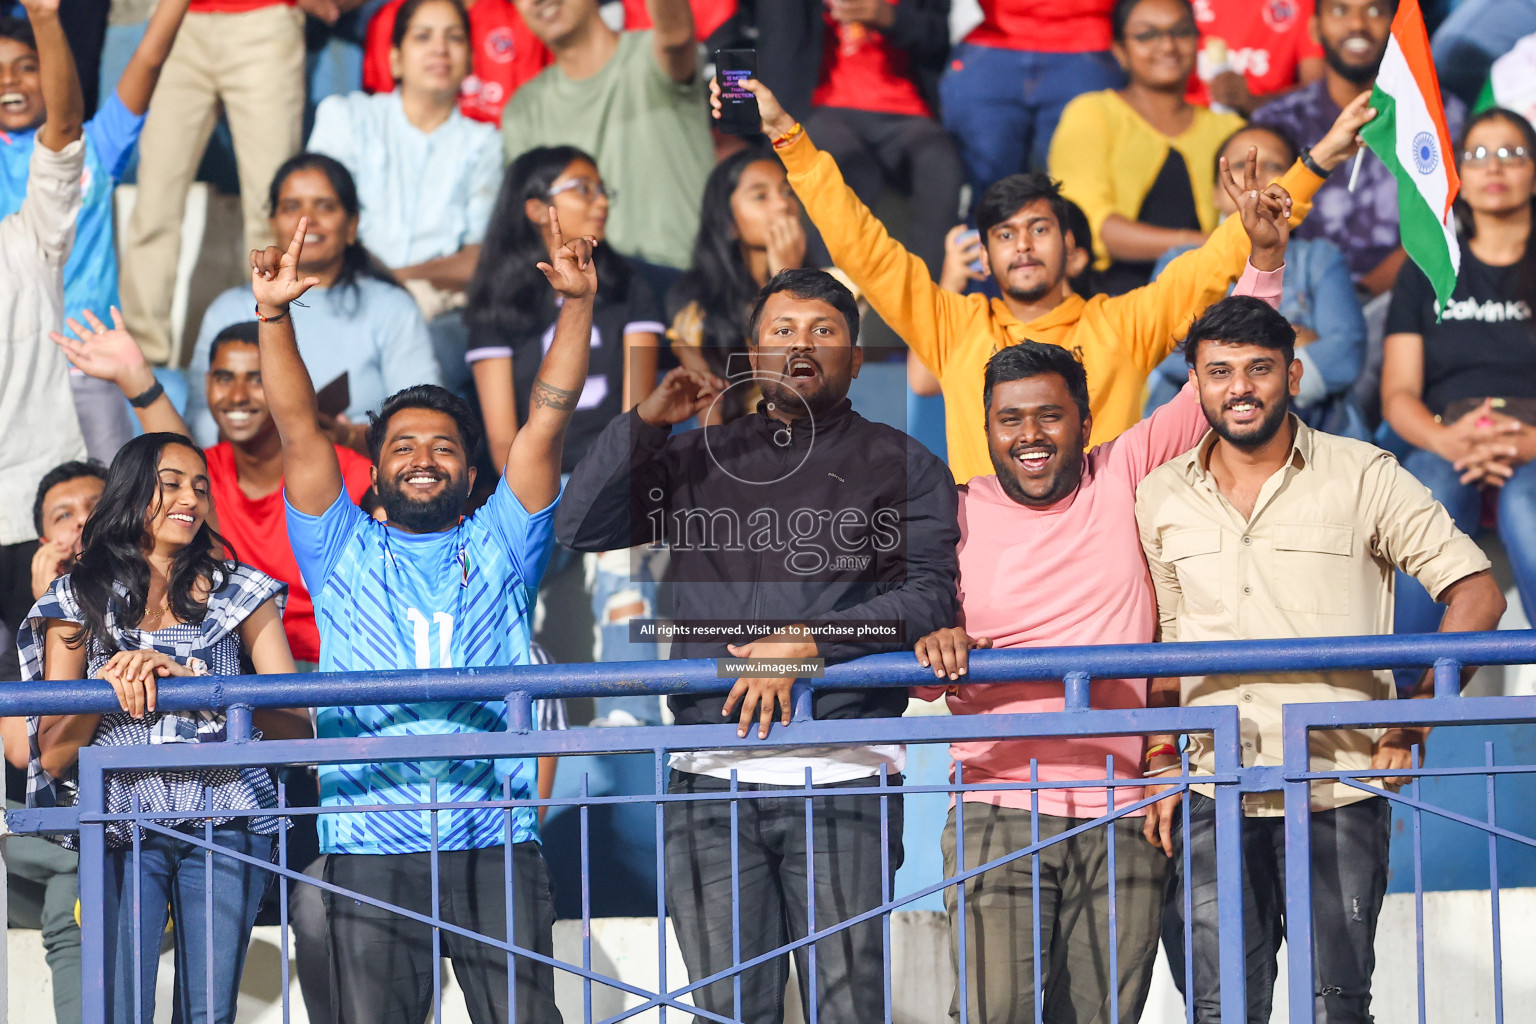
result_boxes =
[78,755,107,1024]
[1219,737,1250,1024]
[205,785,215,1022]
[1105,756,1120,1024]
[1180,753,1194,1024]
[879,762,892,1024]
[804,765,818,1024]
[730,768,741,1024]
[431,777,442,1024]
[1413,745,1427,1024]
[504,774,517,1021]
[954,759,968,1024]
[279,778,291,1024]
[132,791,143,1024]
[655,747,668,1024]
[581,772,592,1024]
[1031,756,1042,1024]
[1486,741,1504,1024]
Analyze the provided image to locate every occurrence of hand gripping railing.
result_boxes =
[5,629,1535,1024]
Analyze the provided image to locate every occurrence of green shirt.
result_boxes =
[502,31,712,270]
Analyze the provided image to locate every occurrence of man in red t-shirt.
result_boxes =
[1187,0,1325,115]
[753,0,961,277]
[202,323,373,664]
[363,0,550,124]
[938,1,1126,198]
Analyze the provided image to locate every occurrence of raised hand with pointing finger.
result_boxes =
[252,216,323,314]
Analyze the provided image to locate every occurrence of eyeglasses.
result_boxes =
[1127,23,1199,45]
[547,178,614,203]
[1462,145,1532,168]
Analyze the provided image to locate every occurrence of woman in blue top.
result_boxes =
[18,430,310,1024]
[186,154,442,450]
[1144,123,1369,439]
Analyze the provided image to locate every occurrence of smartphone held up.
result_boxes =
[714,49,760,136]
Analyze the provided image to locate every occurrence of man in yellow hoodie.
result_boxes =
[714,79,1376,484]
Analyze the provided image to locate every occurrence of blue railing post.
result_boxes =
[1433,658,1462,699]
[1283,716,1317,1024]
[226,703,253,743]
[791,679,814,722]
[505,691,533,733]
[76,749,106,1024]
[1213,733,1249,1024]
[1063,672,1090,711]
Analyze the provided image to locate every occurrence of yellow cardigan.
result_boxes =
[776,130,1323,485]
[1049,90,1246,270]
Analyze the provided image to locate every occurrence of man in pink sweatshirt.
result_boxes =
[911,159,1291,1024]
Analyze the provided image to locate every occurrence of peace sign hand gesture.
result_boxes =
[251,217,322,311]
[536,207,598,301]
[1219,146,1291,272]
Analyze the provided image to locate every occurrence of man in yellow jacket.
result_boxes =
[714,79,1376,484]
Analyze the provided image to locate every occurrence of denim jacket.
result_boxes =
[1145,236,1369,439]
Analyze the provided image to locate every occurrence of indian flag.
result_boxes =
[1359,0,1461,307]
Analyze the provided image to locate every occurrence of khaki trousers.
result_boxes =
[119,4,304,363]
[943,804,1168,1024]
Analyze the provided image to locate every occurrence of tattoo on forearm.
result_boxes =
[530,378,581,412]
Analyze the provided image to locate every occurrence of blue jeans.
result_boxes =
[939,44,1124,198]
[1394,447,1536,659]
[100,825,274,1024]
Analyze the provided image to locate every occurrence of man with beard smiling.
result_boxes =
[907,161,1289,1024]
[1135,296,1506,1024]
[1253,0,1465,296]
[557,268,958,1024]
[256,209,596,1024]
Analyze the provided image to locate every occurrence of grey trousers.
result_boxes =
[7,800,82,1024]
[664,769,904,1024]
[942,804,1167,1024]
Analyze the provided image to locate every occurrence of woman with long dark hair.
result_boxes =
[17,431,310,1024]
[186,154,441,450]
[668,146,807,425]
[1383,106,1536,638]
[466,145,661,475]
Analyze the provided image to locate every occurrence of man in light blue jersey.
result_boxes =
[254,208,595,1024]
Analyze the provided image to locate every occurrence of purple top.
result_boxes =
[1252,79,1466,282]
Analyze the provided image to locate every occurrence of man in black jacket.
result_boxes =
[747,0,962,279]
[557,268,958,1023]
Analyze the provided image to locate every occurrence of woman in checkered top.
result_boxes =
[16,430,311,1024]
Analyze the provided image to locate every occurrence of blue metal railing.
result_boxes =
[6,629,1536,1024]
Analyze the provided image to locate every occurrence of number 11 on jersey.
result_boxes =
[406,608,455,668]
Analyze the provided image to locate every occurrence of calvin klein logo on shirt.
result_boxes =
[1434,297,1533,323]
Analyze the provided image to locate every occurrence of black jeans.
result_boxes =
[801,107,964,278]
[324,844,561,1024]
[1177,794,1391,1024]
[664,769,904,1024]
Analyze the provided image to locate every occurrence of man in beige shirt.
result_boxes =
[1134,294,1506,1024]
